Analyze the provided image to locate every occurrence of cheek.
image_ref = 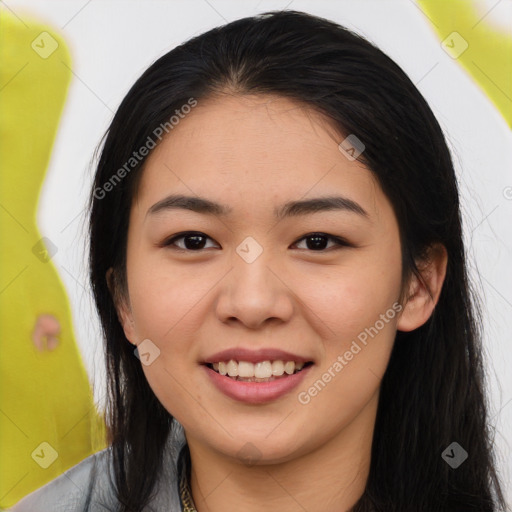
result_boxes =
[296,308,398,437]
[126,257,214,341]
[127,268,202,420]
[297,257,402,344]
[294,258,401,424]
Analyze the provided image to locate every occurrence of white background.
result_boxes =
[4,0,511,504]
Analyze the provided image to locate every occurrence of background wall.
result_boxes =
[3,0,511,504]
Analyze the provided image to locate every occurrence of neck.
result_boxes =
[187,391,378,512]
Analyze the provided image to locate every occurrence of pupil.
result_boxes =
[307,235,327,250]
[185,235,206,250]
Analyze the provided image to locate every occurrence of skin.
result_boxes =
[113,93,447,511]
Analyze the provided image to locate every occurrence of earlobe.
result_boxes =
[117,303,137,346]
[396,244,448,332]
[105,267,137,345]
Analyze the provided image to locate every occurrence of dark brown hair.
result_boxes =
[88,10,507,511]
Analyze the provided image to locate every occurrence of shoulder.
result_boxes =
[9,422,187,512]
[8,448,116,512]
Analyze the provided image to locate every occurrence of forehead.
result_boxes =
[146,93,348,169]
[134,93,384,221]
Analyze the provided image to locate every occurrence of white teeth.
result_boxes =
[271,360,284,376]
[284,361,295,375]
[227,360,238,377]
[254,361,272,379]
[210,360,307,378]
[238,361,254,378]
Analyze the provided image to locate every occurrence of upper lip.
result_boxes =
[203,348,313,364]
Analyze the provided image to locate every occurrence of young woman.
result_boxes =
[11,9,507,512]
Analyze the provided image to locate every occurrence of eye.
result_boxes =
[162,231,219,251]
[292,232,351,251]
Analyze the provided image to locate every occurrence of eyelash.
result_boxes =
[161,231,352,252]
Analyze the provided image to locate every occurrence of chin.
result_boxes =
[210,430,311,467]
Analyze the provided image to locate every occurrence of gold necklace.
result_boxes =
[178,446,197,512]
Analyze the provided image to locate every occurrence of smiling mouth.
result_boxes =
[205,360,314,382]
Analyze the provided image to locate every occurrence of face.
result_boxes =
[116,93,407,465]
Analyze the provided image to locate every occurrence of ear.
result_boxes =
[106,267,137,345]
[396,243,448,332]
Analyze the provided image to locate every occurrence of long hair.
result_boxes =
[88,10,507,511]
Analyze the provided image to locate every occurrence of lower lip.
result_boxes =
[203,364,312,404]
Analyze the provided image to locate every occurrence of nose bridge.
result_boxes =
[215,237,293,328]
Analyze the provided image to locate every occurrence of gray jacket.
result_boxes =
[8,422,187,512]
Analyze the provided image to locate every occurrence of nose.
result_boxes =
[214,250,294,330]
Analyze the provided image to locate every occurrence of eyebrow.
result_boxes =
[146,194,369,219]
